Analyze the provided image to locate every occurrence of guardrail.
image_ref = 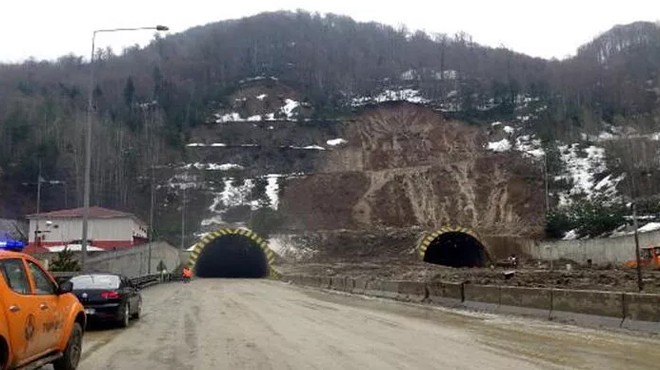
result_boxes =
[50,271,171,288]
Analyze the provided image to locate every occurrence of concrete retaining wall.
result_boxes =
[550,289,624,327]
[85,242,181,278]
[463,284,500,310]
[529,229,660,265]
[280,274,660,332]
[499,286,552,318]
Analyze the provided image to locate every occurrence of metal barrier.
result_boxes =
[50,271,170,288]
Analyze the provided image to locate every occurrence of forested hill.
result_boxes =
[0,11,658,219]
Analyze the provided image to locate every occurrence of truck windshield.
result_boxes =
[70,275,120,289]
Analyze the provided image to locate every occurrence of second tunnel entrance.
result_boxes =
[422,231,487,268]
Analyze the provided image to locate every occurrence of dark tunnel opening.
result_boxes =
[423,232,486,268]
[195,234,269,278]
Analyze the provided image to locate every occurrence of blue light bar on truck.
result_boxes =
[0,240,25,252]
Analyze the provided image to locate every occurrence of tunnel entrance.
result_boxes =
[423,231,486,267]
[194,234,269,278]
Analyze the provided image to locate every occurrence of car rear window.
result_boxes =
[70,275,120,289]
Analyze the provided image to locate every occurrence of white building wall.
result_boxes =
[29,217,135,243]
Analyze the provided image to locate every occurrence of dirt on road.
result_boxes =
[76,279,660,370]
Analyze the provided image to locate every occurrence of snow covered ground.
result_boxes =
[556,144,620,206]
[487,138,512,152]
[182,163,244,171]
[351,89,430,106]
[214,98,302,123]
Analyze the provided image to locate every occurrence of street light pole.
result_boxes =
[81,25,169,272]
[148,165,155,274]
[180,186,186,250]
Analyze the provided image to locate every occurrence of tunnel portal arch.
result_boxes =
[417,226,491,268]
[186,228,279,278]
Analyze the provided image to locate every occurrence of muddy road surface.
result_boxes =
[72,279,660,370]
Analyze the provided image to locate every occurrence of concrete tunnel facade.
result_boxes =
[187,228,278,278]
[418,226,491,268]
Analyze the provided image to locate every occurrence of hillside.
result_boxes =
[0,12,659,245]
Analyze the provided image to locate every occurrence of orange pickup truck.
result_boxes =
[0,243,85,370]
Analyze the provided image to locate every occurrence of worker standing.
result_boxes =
[182,266,192,283]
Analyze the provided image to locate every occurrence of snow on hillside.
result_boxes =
[326,138,347,146]
[265,175,280,210]
[556,144,622,206]
[487,138,512,152]
[214,98,302,123]
[195,173,306,229]
[351,89,430,106]
[514,135,545,158]
[289,145,325,150]
[182,163,244,171]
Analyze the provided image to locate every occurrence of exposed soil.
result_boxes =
[276,259,660,293]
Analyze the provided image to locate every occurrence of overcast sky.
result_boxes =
[1,0,659,63]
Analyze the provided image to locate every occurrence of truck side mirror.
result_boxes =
[58,281,73,295]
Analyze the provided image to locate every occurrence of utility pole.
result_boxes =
[148,165,155,274]
[543,152,550,214]
[35,160,42,245]
[180,186,186,250]
[630,172,644,292]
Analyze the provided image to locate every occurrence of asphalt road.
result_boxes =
[74,279,660,370]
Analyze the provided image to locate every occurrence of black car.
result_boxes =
[70,273,142,327]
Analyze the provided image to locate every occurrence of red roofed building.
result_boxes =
[25,206,148,254]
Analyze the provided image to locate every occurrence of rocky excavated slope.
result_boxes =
[167,81,544,261]
[282,103,543,236]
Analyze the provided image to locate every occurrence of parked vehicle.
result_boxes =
[0,241,85,370]
[69,274,142,328]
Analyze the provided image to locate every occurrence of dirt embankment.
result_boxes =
[277,260,660,293]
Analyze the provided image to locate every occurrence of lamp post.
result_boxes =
[81,25,169,271]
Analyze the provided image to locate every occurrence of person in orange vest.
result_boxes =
[182,266,192,283]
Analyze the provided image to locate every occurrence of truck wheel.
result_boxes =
[53,323,82,370]
[0,338,8,370]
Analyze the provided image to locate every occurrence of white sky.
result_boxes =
[1,0,659,63]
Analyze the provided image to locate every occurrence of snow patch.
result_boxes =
[326,138,347,146]
[503,126,515,134]
[265,175,280,210]
[288,145,326,151]
[183,162,243,171]
[638,222,660,233]
[213,98,301,123]
[256,94,268,100]
[514,135,545,158]
[562,230,578,240]
[280,99,300,119]
[351,89,430,106]
[557,144,612,206]
[491,121,502,127]
[487,139,512,152]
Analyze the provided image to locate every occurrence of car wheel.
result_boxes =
[132,299,142,319]
[53,322,82,370]
[119,304,130,328]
